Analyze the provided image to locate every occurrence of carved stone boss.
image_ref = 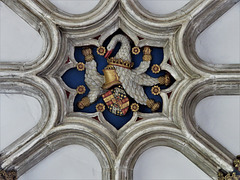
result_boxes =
[0,0,240,179]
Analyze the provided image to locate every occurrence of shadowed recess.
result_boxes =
[62,30,176,129]
[0,2,43,62]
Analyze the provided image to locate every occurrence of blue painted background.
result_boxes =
[62,31,173,129]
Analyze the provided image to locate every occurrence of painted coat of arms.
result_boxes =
[102,85,129,116]
[62,31,173,129]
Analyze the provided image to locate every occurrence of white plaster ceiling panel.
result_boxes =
[19,145,101,180]
[196,2,240,64]
[195,96,240,156]
[0,0,240,179]
[0,94,41,151]
[48,0,100,15]
[0,2,43,62]
[138,0,191,15]
[133,146,211,180]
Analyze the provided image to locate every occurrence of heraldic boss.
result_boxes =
[62,31,174,129]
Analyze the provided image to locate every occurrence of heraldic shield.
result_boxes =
[102,85,129,116]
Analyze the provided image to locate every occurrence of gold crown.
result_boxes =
[107,57,134,69]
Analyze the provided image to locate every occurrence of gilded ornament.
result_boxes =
[0,169,17,180]
[218,157,240,180]
[151,102,160,112]
[132,46,140,55]
[102,65,121,90]
[158,76,164,85]
[77,62,85,71]
[146,99,160,112]
[82,48,94,62]
[151,64,161,74]
[142,54,152,61]
[107,57,134,69]
[81,35,170,116]
[76,85,86,94]
[142,46,152,61]
[233,156,240,171]
[77,97,90,109]
[85,54,94,62]
[97,46,106,56]
[218,171,224,179]
[164,74,171,86]
[158,74,171,86]
[218,171,240,180]
[151,86,161,95]
[131,103,139,112]
[96,103,105,112]
[82,48,92,56]
[146,99,154,108]
[143,46,151,55]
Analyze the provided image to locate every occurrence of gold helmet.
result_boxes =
[102,65,121,90]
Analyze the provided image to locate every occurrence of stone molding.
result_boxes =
[0,0,239,179]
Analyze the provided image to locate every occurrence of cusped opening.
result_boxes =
[195,96,240,156]
[0,94,41,151]
[61,29,175,130]
[138,0,190,15]
[0,2,43,62]
[196,2,240,64]
[133,146,210,179]
[49,0,100,15]
[19,145,102,180]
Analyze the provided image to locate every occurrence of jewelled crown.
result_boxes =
[107,57,134,69]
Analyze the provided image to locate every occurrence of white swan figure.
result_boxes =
[78,34,165,112]
[104,34,160,107]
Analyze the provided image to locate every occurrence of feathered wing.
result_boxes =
[132,61,159,86]
[134,73,159,86]
[85,60,104,103]
[115,66,148,105]
[132,61,150,74]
